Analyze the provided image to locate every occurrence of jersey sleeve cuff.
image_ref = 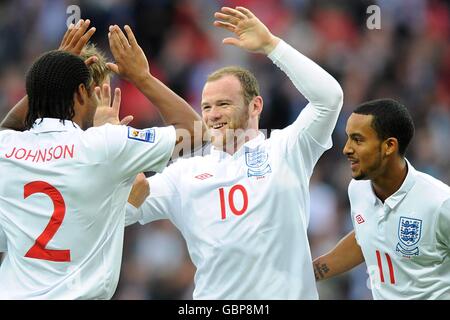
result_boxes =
[125,202,141,227]
[267,39,289,62]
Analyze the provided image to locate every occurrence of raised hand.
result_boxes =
[93,84,133,127]
[58,19,96,56]
[107,25,150,85]
[213,6,280,55]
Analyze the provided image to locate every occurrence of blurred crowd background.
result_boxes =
[0,0,449,300]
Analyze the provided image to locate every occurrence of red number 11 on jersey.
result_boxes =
[219,184,249,220]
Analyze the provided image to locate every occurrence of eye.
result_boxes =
[219,102,229,106]
[202,105,211,111]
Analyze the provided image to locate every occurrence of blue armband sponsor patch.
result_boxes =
[127,127,155,143]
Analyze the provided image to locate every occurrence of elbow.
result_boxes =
[328,81,344,111]
[174,119,206,151]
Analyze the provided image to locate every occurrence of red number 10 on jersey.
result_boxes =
[218,184,249,220]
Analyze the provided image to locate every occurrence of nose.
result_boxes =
[208,106,222,121]
[343,139,353,156]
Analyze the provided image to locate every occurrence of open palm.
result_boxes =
[213,6,279,55]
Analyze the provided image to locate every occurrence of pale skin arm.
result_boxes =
[313,230,365,281]
[213,6,280,56]
[0,19,98,131]
[107,25,204,151]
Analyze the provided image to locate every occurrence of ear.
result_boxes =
[75,83,88,105]
[250,96,263,118]
[383,137,399,157]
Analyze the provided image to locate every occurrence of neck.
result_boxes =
[221,129,260,155]
[71,115,84,130]
[371,157,408,202]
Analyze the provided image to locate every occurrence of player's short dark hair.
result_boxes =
[353,98,415,156]
[25,50,93,129]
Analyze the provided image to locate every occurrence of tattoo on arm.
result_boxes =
[314,262,330,280]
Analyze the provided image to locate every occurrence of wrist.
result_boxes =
[131,72,153,87]
[263,36,281,55]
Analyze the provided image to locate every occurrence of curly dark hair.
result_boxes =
[25,50,92,129]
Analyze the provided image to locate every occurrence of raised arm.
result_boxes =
[313,230,365,281]
[107,25,204,152]
[0,19,96,131]
[214,6,343,145]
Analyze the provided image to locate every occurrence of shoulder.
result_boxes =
[167,155,205,171]
[82,123,118,139]
[413,170,450,203]
[0,129,27,145]
[0,128,21,137]
[150,155,204,186]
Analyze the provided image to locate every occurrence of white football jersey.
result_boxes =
[0,227,6,252]
[126,40,343,299]
[349,160,450,299]
[0,119,175,299]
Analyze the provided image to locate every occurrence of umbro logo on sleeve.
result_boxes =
[355,214,365,224]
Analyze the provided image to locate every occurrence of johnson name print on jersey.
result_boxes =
[396,216,422,257]
[245,146,272,178]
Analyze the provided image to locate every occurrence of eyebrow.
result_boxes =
[201,99,233,107]
[216,99,233,104]
[349,133,364,139]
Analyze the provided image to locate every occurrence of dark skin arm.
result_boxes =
[0,19,96,131]
[313,230,365,281]
[107,25,205,153]
[127,173,149,208]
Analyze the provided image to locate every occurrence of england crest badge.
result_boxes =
[245,146,271,177]
[396,216,422,257]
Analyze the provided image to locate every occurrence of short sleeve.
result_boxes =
[436,198,450,250]
[347,181,361,246]
[104,124,176,179]
[125,162,182,226]
[139,167,181,225]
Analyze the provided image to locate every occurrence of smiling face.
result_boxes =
[343,113,385,180]
[201,75,252,149]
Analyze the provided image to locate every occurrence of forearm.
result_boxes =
[268,40,343,144]
[0,96,28,131]
[134,74,204,148]
[268,40,343,110]
[313,230,365,281]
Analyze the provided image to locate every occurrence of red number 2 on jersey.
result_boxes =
[24,181,70,262]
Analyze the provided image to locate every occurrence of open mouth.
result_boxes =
[348,159,359,169]
[212,123,227,129]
